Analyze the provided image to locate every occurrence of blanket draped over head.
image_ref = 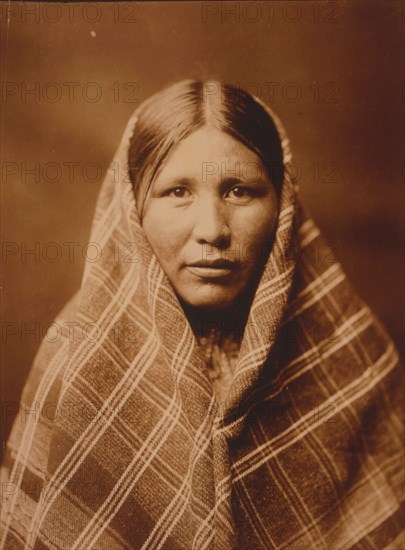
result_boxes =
[1,99,403,550]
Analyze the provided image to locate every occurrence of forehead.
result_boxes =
[154,127,266,183]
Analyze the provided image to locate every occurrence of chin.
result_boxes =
[179,286,241,311]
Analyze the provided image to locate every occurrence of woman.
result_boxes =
[1,80,403,549]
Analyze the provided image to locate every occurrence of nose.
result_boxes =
[191,196,230,247]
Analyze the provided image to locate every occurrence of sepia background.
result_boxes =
[1,1,404,456]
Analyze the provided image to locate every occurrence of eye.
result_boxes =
[229,186,250,197]
[226,186,255,202]
[167,186,192,199]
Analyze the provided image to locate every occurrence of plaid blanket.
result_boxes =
[1,103,403,550]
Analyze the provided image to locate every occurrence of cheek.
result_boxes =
[232,200,278,254]
[142,206,189,267]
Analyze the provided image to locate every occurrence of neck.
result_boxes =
[181,293,253,343]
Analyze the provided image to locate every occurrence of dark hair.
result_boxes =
[128,80,284,218]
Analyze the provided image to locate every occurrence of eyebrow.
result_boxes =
[155,175,268,189]
[220,176,267,186]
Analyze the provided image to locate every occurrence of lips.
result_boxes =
[186,259,237,279]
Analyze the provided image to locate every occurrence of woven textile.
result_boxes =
[1,102,403,549]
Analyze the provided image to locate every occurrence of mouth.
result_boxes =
[186,260,238,279]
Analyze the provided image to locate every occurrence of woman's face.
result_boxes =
[141,127,279,310]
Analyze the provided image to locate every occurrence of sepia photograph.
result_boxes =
[1,1,404,548]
